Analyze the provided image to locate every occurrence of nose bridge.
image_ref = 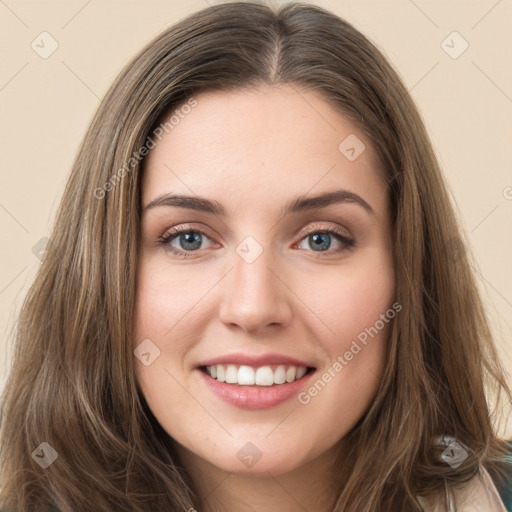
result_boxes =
[218,234,292,331]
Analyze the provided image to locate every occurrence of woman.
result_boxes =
[0,2,511,511]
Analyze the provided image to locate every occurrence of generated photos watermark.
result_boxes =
[298,302,402,405]
[93,97,198,200]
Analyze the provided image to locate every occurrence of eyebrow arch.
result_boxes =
[143,189,375,217]
[285,189,375,217]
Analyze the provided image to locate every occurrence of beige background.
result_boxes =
[1,0,511,436]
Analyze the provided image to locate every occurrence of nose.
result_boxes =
[218,242,293,334]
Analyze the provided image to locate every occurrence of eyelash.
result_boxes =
[156,224,355,259]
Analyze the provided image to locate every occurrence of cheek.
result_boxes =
[132,257,190,402]
[132,253,205,348]
[295,262,394,433]
[132,259,199,436]
[305,258,395,344]
[299,249,395,403]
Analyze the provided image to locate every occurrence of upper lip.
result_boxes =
[198,353,315,368]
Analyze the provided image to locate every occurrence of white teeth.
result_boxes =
[274,365,286,384]
[255,366,274,386]
[296,367,307,379]
[225,364,238,383]
[285,366,296,383]
[238,365,255,385]
[204,364,311,386]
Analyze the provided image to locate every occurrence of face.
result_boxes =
[133,84,396,477]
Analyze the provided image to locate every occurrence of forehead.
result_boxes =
[141,84,387,216]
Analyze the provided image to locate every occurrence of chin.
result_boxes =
[193,437,314,477]
[214,455,304,477]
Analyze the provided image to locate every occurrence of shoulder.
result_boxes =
[454,465,509,511]
[418,465,509,511]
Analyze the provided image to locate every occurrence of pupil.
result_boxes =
[181,232,201,250]
[311,233,330,251]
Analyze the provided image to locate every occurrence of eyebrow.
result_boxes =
[143,189,375,217]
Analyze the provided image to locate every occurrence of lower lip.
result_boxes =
[197,368,316,410]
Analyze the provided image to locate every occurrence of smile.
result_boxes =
[201,364,313,386]
[197,365,317,410]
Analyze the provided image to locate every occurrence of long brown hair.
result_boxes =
[1,2,510,510]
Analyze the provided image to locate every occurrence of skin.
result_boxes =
[133,84,396,512]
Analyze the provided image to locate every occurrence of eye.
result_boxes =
[295,225,355,255]
[157,226,216,258]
